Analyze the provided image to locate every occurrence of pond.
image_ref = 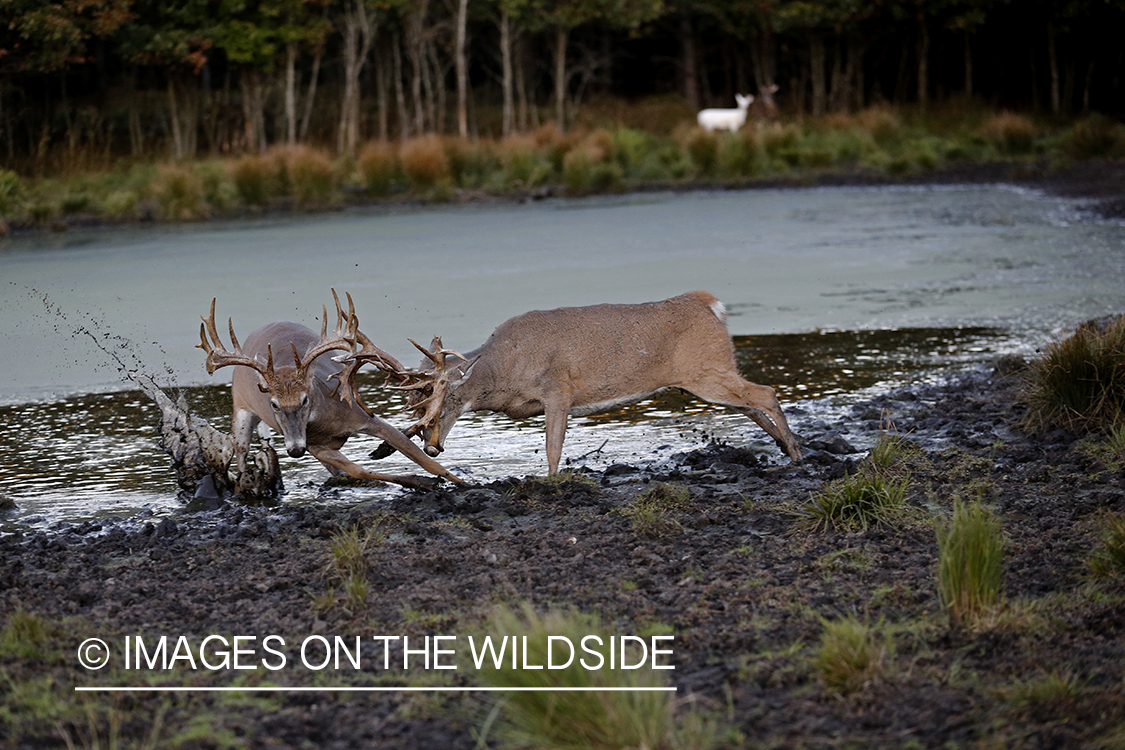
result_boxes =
[2,184,1122,529]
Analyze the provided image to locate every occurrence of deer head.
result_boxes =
[197,290,358,458]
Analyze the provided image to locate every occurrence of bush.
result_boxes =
[936,497,1004,627]
[1022,316,1125,433]
[269,145,336,207]
[153,164,208,220]
[682,127,719,176]
[0,169,25,217]
[357,140,399,195]
[977,111,1037,155]
[231,154,273,206]
[498,134,549,186]
[399,135,451,190]
[717,131,761,177]
[1061,115,1125,160]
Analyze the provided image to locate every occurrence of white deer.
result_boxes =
[697,94,754,132]
[197,291,465,490]
[364,291,802,475]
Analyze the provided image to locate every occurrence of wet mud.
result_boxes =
[2,358,1123,748]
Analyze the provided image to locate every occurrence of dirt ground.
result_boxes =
[2,357,1124,749]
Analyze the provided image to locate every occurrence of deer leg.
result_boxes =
[231,408,260,473]
[308,446,443,491]
[359,415,468,486]
[543,397,572,475]
[685,378,802,462]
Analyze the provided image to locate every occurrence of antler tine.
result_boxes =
[196,297,272,377]
[297,291,360,372]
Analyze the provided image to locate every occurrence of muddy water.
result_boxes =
[1,185,1122,529]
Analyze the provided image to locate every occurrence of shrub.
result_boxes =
[197,160,238,213]
[231,154,273,206]
[1022,316,1125,433]
[682,127,719,176]
[854,106,903,147]
[474,602,714,750]
[102,189,140,218]
[1061,115,1125,160]
[977,111,1037,155]
[399,135,452,190]
[152,164,208,220]
[717,130,761,177]
[816,616,892,695]
[803,471,909,531]
[444,137,499,189]
[498,134,549,186]
[357,140,399,195]
[1088,511,1125,580]
[936,497,1004,627]
[0,169,25,216]
[273,145,336,207]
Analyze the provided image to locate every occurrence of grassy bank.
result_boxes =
[1,104,1123,234]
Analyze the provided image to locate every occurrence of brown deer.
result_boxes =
[198,292,465,490]
[366,291,802,474]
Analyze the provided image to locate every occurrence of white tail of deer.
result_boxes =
[697,94,753,132]
[197,290,465,490]
[371,291,802,474]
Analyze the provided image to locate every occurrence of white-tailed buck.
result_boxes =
[697,94,753,131]
[198,291,465,490]
[369,291,802,474]
[749,84,780,123]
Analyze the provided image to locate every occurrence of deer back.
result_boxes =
[460,290,737,414]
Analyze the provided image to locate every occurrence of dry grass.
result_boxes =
[977,111,1038,155]
[152,164,208,220]
[399,135,451,190]
[357,140,399,194]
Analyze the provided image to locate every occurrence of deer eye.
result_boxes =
[270,400,281,412]
[300,394,309,408]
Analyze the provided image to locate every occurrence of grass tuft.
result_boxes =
[474,602,716,750]
[619,483,690,538]
[1022,316,1125,433]
[399,135,452,190]
[936,496,1004,627]
[977,111,1038,155]
[358,140,399,194]
[802,471,909,531]
[1088,510,1125,580]
[815,615,892,695]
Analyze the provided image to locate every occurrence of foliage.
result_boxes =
[936,496,1004,627]
[1022,316,1125,433]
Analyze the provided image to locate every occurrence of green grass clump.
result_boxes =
[619,483,690,538]
[358,140,400,194]
[1088,511,1125,580]
[0,168,26,217]
[474,602,715,750]
[0,609,47,659]
[977,111,1038,155]
[803,471,909,531]
[1022,317,1125,433]
[325,522,382,613]
[152,164,208,220]
[936,497,1004,627]
[815,615,892,695]
[231,154,274,206]
[1061,114,1125,160]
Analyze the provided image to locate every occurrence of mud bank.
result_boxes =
[2,360,1124,749]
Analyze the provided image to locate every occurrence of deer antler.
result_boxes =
[330,328,410,411]
[198,298,275,378]
[390,336,470,438]
[294,289,359,374]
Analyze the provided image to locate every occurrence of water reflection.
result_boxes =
[0,326,1013,531]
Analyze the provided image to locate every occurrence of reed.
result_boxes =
[816,615,892,695]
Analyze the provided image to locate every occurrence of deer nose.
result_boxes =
[424,444,443,457]
[287,445,307,458]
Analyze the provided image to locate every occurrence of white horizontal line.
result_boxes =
[75,686,677,693]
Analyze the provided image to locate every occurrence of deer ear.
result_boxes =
[256,373,271,394]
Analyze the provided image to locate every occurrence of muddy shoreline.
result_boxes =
[3,357,1123,748]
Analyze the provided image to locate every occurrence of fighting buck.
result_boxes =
[368,291,802,474]
[697,94,753,132]
[198,291,465,490]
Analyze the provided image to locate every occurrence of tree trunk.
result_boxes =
[1047,22,1060,115]
[338,0,375,157]
[917,16,929,110]
[427,39,445,133]
[285,43,297,145]
[829,38,846,111]
[299,49,322,143]
[500,11,513,137]
[554,25,568,131]
[1082,60,1094,114]
[455,0,469,138]
[963,32,973,98]
[393,30,409,139]
[810,34,826,115]
[407,3,429,134]
[376,44,389,141]
[515,32,529,131]
[680,15,699,110]
[168,76,184,159]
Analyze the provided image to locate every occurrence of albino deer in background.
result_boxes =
[368,291,802,475]
[198,292,465,490]
[697,94,754,131]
